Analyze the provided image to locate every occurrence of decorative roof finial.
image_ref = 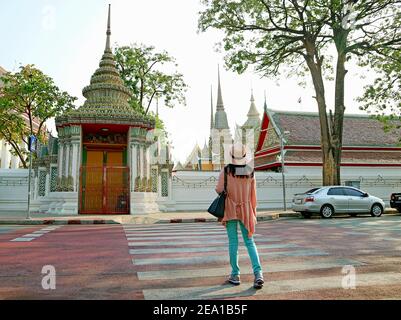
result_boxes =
[214,64,230,130]
[210,85,214,129]
[105,4,112,53]
[217,65,224,110]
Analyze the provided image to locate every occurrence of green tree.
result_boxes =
[0,65,76,168]
[114,44,188,116]
[199,0,401,185]
[358,48,401,133]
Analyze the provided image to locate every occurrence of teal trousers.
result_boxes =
[226,220,262,276]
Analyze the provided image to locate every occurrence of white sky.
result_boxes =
[0,0,376,164]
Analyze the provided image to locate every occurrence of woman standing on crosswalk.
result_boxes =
[215,142,264,289]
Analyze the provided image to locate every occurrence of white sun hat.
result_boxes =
[228,142,253,166]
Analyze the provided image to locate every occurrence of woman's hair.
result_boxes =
[225,164,254,179]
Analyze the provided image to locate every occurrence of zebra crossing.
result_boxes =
[122,222,389,300]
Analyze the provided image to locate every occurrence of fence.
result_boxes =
[168,171,399,211]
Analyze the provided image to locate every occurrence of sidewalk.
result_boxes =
[0,210,297,225]
[0,208,398,225]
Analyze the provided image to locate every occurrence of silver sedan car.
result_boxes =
[292,186,386,218]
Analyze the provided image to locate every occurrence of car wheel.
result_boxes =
[349,213,358,217]
[320,205,334,219]
[397,208,401,213]
[301,212,312,219]
[371,204,383,217]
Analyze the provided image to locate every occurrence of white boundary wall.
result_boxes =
[0,169,28,213]
[1,167,400,214]
[168,167,400,212]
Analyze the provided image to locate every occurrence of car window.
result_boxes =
[327,188,346,196]
[305,188,320,194]
[344,188,364,197]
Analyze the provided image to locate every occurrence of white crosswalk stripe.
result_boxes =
[137,258,365,281]
[128,238,280,247]
[10,226,62,242]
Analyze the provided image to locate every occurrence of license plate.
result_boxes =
[295,200,302,204]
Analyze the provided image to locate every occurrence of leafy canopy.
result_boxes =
[0,64,76,167]
[114,44,188,116]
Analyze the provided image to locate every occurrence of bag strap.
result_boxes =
[224,166,228,193]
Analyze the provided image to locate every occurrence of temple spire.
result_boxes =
[105,4,112,53]
[210,85,214,129]
[216,65,224,111]
[213,65,230,130]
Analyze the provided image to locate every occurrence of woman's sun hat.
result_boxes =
[228,142,253,166]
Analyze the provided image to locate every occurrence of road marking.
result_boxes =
[132,249,329,266]
[128,238,280,247]
[10,226,62,242]
[137,258,364,281]
[125,231,227,237]
[11,237,36,242]
[142,272,401,300]
[124,227,222,233]
[129,243,298,255]
[126,234,267,241]
[123,222,224,230]
[21,233,44,238]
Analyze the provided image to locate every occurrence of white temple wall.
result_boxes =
[285,165,400,177]
[1,167,400,215]
[167,168,400,212]
[0,169,28,214]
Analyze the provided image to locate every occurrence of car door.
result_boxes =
[326,187,348,213]
[344,187,371,213]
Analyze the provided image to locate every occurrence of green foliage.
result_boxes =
[198,0,334,78]
[198,0,401,184]
[358,49,401,115]
[0,65,77,168]
[114,44,188,116]
[198,0,400,83]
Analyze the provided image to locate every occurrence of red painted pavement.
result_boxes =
[0,225,142,300]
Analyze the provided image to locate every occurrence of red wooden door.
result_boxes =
[79,150,129,214]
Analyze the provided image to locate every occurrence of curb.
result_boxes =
[0,214,290,225]
[0,219,119,225]
[2,210,396,225]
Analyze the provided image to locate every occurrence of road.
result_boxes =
[1,215,401,300]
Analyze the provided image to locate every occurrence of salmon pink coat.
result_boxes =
[215,168,257,237]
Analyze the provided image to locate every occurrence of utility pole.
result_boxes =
[280,131,290,211]
[27,135,37,220]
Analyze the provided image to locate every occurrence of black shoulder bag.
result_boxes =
[207,167,227,218]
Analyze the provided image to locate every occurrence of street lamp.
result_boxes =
[279,131,290,211]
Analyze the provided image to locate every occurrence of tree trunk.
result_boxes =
[332,28,349,186]
[9,140,27,168]
[323,149,337,186]
[331,54,346,186]
[304,40,334,186]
